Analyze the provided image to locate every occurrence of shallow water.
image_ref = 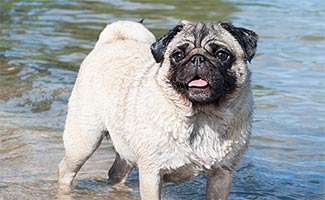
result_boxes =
[0,0,324,199]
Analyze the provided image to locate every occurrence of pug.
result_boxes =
[58,20,258,200]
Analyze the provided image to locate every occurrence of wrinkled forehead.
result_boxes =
[173,22,241,51]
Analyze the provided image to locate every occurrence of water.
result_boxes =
[0,0,324,199]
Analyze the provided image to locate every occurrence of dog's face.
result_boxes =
[151,21,258,104]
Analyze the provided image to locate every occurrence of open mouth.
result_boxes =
[188,76,208,88]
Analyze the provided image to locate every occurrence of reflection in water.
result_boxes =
[0,0,324,199]
[57,182,138,200]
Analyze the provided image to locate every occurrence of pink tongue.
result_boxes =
[188,79,208,87]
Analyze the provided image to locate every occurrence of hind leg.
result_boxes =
[58,115,104,190]
[108,152,132,185]
[206,168,234,200]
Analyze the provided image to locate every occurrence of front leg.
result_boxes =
[206,168,234,200]
[138,165,161,200]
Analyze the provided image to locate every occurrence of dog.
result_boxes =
[58,20,258,200]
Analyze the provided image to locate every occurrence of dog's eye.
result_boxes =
[215,50,229,61]
[172,51,185,62]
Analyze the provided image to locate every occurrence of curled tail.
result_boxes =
[95,21,156,47]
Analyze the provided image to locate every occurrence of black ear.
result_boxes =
[220,22,258,63]
[151,24,183,63]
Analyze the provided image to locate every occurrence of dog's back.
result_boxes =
[69,21,156,119]
[95,20,156,47]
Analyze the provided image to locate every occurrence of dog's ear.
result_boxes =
[220,22,258,63]
[151,24,183,63]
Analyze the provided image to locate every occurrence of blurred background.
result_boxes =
[0,0,324,199]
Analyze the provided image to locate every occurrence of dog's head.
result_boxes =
[151,21,258,104]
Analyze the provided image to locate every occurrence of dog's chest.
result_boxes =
[160,116,235,171]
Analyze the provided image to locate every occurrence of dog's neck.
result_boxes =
[154,62,193,114]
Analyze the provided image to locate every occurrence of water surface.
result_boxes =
[0,0,324,199]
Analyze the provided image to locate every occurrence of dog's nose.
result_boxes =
[191,55,205,67]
